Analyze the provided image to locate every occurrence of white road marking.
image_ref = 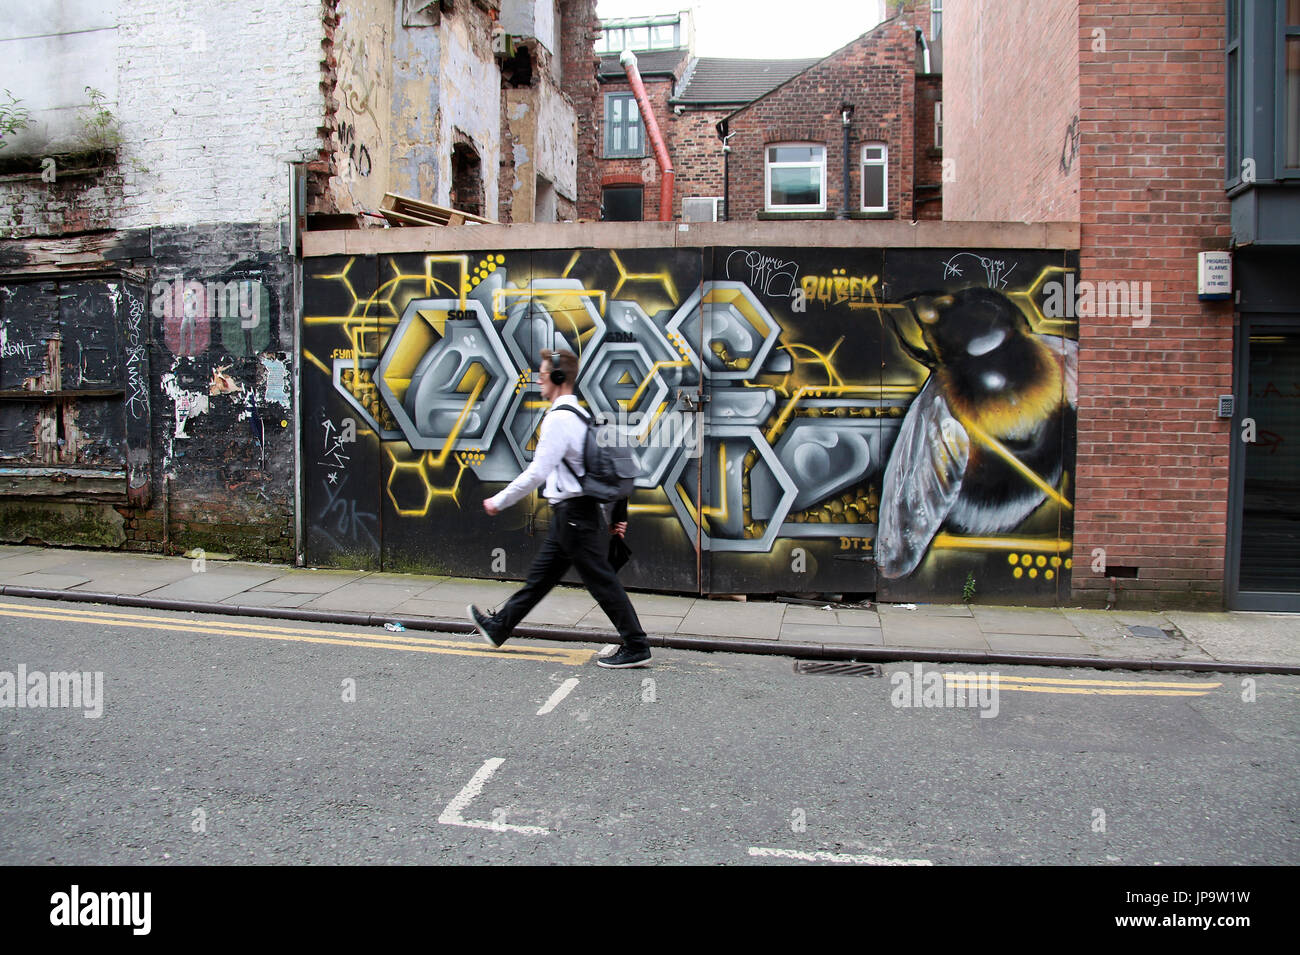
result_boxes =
[438,758,549,835]
[537,677,580,716]
[748,847,932,866]
[597,644,619,658]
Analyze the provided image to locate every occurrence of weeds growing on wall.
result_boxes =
[0,90,31,150]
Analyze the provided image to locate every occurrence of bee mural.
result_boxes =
[877,286,1078,579]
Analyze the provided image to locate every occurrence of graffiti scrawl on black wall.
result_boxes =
[303,245,1078,603]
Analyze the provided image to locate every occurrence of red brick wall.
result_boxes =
[593,74,676,221]
[721,17,918,220]
[914,74,943,220]
[559,0,601,220]
[1072,1,1233,607]
[671,106,729,218]
[942,0,1079,222]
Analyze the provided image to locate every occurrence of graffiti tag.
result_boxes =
[319,417,353,469]
[1060,115,1080,174]
[317,474,379,550]
[941,252,1016,290]
[800,270,881,308]
[726,249,800,298]
[0,340,36,360]
[124,292,149,419]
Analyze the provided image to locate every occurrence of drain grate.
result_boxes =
[793,661,883,678]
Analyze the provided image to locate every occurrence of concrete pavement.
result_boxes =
[0,544,1295,673]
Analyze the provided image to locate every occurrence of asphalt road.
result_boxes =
[1,596,1296,865]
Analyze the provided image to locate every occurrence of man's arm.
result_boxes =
[484,413,569,513]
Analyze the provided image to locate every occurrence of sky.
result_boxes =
[595,1,887,59]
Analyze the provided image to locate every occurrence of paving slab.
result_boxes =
[515,591,598,626]
[249,570,369,594]
[878,614,989,650]
[983,632,1103,656]
[72,572,195,596]
[679,601,783,640]
[781,605,839,625]
[836,608,881,627]
[1061,608,1179,642]
[878,602,973,617]
[143,570,283,603]
[971,608,1082,637]
[622,592,699,616]
[305,582,432,612]
[233,591,319,609]
[782,624,884,645]
[1164,611,1300,666]
[418,579,528,605]
[387,597,478,619]
[0,551,97,577]
[1,572,93,591]
[576,609,683,634]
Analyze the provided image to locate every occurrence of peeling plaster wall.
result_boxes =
[437,9,501,215]
[387,3,500,214]
[535,78,578,203]
[331,0,394,213]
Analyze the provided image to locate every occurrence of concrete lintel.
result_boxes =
[303,219,1081,257]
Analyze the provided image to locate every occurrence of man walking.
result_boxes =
[468,348,651,669]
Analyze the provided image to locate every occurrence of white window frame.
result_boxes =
[860,143,889,213]
[935,101,943,150]
[764,143,827,212]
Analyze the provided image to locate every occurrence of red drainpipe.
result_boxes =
[620,50,674,221]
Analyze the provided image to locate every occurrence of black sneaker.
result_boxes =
[596,646,651,669]
[468,604,506,648]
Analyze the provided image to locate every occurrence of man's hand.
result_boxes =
[611,521,627,538]
[483,499,500,516]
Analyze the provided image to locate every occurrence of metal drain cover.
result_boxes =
[793,661,882,678]
[1127,625,1175,639]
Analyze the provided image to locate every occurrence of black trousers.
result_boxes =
[493,497,648,651]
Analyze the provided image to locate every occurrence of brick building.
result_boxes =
[944,0,1300,611]
[0,0,598,561]
[717,3,942,222]
[583,3,942,223]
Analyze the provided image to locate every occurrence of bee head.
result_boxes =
[904,287,1030,366]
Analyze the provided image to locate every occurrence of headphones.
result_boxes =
[548,366,566,386]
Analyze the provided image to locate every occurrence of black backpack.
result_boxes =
[552,405,639,502]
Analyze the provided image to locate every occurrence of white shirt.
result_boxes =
[488,394,587,509]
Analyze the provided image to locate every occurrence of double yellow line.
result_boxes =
[943,673,1221,697]
[0,601,593,666]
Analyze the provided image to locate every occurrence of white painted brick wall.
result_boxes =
[116,0,323,228]
[1,0,324,235]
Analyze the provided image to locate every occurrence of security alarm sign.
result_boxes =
[1198,251,1232,300]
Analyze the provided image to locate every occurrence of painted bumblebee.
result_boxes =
[877,286,1077,579]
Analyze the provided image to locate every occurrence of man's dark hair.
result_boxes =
[540,348,578,383]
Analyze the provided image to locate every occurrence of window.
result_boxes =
[861,143,888,212]
[604,93,644,158]
[765,144,826,212]
[602,186,643,221]
[931,0,942,39]
[935,101,943,150]
[682,197,725,222]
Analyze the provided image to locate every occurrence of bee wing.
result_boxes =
[1042,336,1078,408]
[876,378,971,578]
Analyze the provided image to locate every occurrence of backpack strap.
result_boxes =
[550,403,591,481]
